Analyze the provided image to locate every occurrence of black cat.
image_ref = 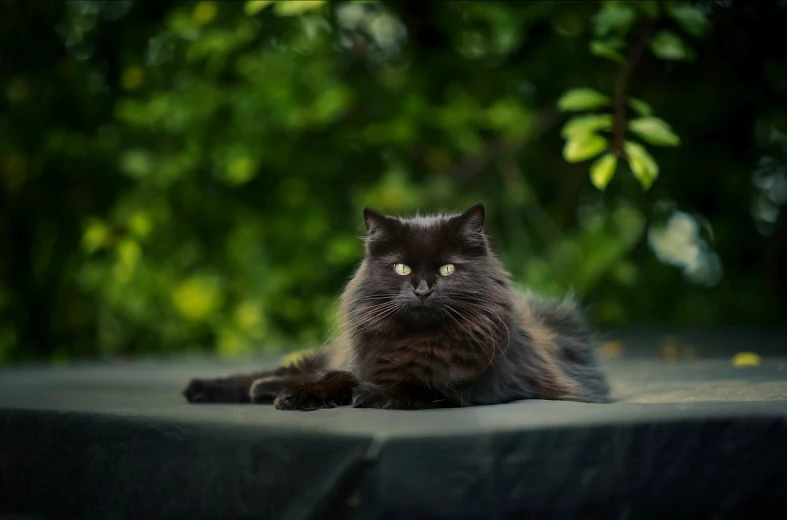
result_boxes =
[183,204,611,410]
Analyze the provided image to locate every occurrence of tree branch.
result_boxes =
[611,20,658,157]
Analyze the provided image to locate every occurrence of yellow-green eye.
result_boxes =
[439,264,455,276]
[393,263,411,275]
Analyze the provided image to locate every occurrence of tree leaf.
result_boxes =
[624,141,659,189]
[561,114,613,139]
[563,134,607,163]
[273,0,326,17]
[629,117,681,146]
[627,97,653,117]
[244,0,273,16]
[557,88,611,112]
[667,4,709,38]
[590,153,618,190]
[590,40,626,64]
[592,3,636,37]
[651,31,692,61]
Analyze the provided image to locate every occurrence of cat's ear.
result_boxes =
[455,203,485,234]
[363,207,392,234]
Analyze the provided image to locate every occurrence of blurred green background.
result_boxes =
[1,0,786,364]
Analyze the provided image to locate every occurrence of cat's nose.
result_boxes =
[413,285,433,301]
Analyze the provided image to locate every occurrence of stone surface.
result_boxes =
[1,351,787,519]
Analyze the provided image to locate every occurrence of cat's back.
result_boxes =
[514,290,593,347]
[513,290,611,402]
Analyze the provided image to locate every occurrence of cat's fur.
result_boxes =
[183,204,611,410]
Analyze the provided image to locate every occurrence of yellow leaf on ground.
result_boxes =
[732,352,761,368]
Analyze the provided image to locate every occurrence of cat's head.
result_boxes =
[357,203,501,323]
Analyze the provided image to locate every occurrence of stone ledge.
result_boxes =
[1,357,786,519]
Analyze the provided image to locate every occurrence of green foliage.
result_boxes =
[556,0,712,191]
[667,3,709,37]
[557,88,611,112]
[627,97,653,117]
[651,30,693,60]
[561,114,613,139]
[593,2,636,36]
[628,117,681,147]
[244,1,273,16]
[590,39,626,64]
[590,153,618,190]
[271,0,327,17]
[624,141,660,190]
[563,134,607,163]
[1,0,786,363]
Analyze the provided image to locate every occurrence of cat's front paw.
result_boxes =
[273,385,352,411]
[352,383,455,409]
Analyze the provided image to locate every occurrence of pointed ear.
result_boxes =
[455,203,485,234]
[363,207,390,233]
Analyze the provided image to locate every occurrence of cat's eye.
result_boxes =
[439,264,455,276]
[393,263,411,276]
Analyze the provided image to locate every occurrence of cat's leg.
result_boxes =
[351,382,454,410]
[183,371,272,403]
[249,373,316,403]
[183,353,327,404]
[273,371,357,411]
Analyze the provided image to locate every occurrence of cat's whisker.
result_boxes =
[341,308,401,336]
[313,301,403,359]
[329,300,399,333]
[447,300,510,368]
[441,312,485,360]
[310,299,394,358]
[451,300,511,357]
[441,304,495,371]
[354,295,402,302]
[337,303,404,341]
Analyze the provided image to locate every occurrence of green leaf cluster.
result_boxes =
[558,0,703,191]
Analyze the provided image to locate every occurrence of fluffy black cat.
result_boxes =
[183,204,611,410]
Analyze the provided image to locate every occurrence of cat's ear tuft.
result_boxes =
[456,203,485,233]
[363,207,384,232]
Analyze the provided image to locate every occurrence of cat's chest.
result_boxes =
[362,331,486,384]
